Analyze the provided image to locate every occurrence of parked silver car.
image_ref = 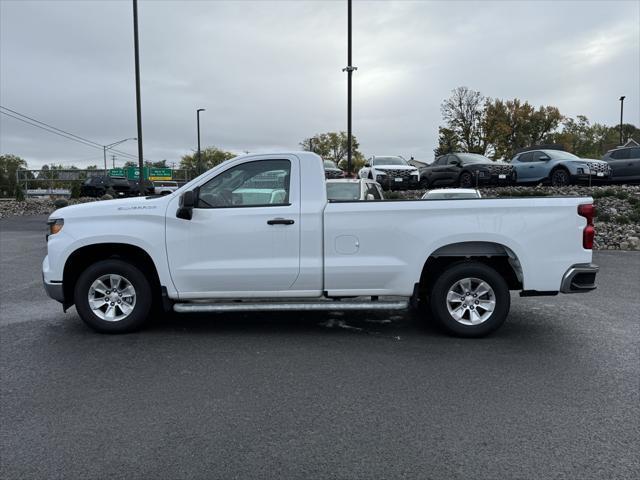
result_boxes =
[510,149,610,186]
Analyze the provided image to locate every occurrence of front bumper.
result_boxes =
[43,278,65,303]
[560,263,599,293]
[377,175,420,189]
[574,173,610,183]
[477,172,517,185]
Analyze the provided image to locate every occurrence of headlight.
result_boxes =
[375,170,386,176]
[478,171,486,177]
[47,218,64,238]
[410,170,418,175]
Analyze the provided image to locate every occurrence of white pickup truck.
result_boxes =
[43,152,598,337]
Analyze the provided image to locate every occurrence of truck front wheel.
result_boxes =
[74,259,152,333]
[429,262,510,337]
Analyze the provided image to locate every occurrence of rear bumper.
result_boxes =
[560,263,598,293]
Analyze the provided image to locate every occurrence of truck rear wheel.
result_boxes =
[429,262,510,337]
[74,259,152,333]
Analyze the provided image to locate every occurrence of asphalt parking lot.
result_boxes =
[1,215,639,479]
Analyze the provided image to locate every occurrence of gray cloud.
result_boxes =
[1,0,638,168]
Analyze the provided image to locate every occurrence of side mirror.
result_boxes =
[176,190,195,220]
[366,193,375,201]
[540,156,551,162]
[364,162,371,167]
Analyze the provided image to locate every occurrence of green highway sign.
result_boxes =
[110,166,173,180]
[149,168,172,180]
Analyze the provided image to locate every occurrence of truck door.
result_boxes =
[165,157,301,297]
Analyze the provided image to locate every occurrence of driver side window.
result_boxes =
[197,160,291,208]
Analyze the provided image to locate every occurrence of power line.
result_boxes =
[0,105,153,162]
[1,105,103,148]
[1,110,104,151]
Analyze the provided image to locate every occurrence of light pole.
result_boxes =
[342,0,357,177]
[197,108,205,175]
[103,138,136,173]
[132,0,145,195]
[619,96,626,146]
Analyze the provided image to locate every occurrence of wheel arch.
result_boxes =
[418,241,523,297]
[62,243,163,310]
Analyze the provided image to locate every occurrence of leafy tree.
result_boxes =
[434,127,461,156]
[300,131,364,171]
[70,182,81,199]
[440,87,488,154]
[0,154,27,198]
[180,146,236,175]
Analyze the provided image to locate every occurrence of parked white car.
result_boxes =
[153,181,179,195]
[43,152,598,338]
[326,179,384,201]
[422,188,482,200]
[358,156,420,190]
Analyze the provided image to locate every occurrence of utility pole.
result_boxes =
[112,155,117,169]
[197,108,205,175]
[103,138,136,173]
[342,0,357,177]
[619,96,626,146]
[132,0,145,195]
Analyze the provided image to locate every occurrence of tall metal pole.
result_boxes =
[619,96,625,146]
[103,145,107,173]
[133,0,145,195]
[342,0,357,177]
[197,108,205,175]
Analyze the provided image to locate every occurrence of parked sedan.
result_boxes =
[510,149,611,186]
[601,146,640,183]
[326,179,384,201]
[80,176,132,198]
[419,153,515,188]
[324,160,345,179]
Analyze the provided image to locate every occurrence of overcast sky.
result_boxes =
[1,0,639,168]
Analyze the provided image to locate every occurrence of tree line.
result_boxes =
[436,86,639,160]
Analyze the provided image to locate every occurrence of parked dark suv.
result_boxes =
[602,146,640,183]
[419,153,515,188]
[127,179,155,196]
[80,176,132,198]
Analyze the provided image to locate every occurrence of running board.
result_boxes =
[173,300,409,313]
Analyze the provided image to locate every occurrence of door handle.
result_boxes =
[267,218,294,225]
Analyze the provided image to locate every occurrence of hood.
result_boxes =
[466,161,512,167]
[579,158,608,165]
[49,195,170,221]
[373,165,418,171]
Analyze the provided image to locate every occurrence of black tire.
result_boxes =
[419,176,430,188]
[550,168,570,186]
[428,262,510,337]
[74,259,152,333]
[459,171,473,188]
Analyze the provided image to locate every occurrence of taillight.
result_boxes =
[578,204,595,249]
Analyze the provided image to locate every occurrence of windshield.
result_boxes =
[457,154,492,164]
[546,150,580,160]
[326,182,361,200]
[111,178,130,186]
[323,160,338,169]
[373,157,407,166]
[425,191,479,200]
